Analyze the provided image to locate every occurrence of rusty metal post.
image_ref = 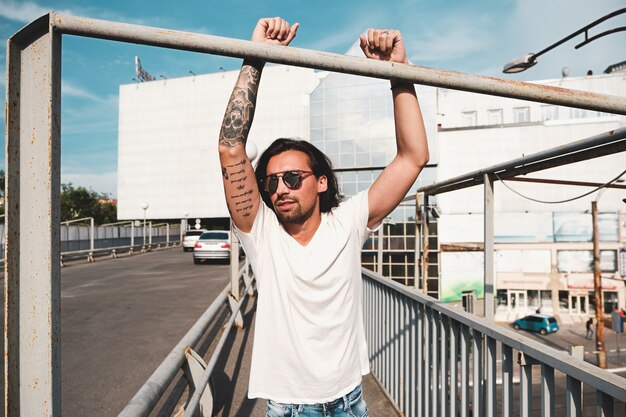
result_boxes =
[592,201,607,368]
[414,193,423,290]
[5,14,62,417]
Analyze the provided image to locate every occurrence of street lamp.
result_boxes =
[503,8,626,73]
[141,202,149,246]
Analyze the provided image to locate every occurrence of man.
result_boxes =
[218,17,428,417]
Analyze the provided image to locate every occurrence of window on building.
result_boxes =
[513,107,530,123]
[557,250,618,273]
[541,105,558,121]
[570,108,586,119]
[487,109,503,125]
[462,111,477,127]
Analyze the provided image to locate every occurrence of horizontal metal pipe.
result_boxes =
[117,285,230,417]
[414,126,626,195]
[361,268,626,402]
[48,13,626,115]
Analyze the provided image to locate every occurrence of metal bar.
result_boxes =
[541,364,555,417]
[486,337,497,417]
[596,391,614,417]
[415,127,626,196]
[450,320,459,417]
[520,359,532,417]
[566,376,582,417]
[230,226,240,301]
[392,292,398,404]
[461,325,470,417]
[506,176,626,189]
[183,277,255,417]
[484,174,495,323]
[422,194,430,295]
[431,311,439,417]
[409,300,417,417]
[362,269,626,401]
[424,307,432,417]
[47,13,626,115]
[400,296,406,412]
[414,193,422,291]
[118,285,230,417]
[6,14,62,417]
[440,315,449,417]
[472,329,483,417]
[502,345,514,417]
[416,302,424,417]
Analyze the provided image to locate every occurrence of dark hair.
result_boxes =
[255,138,341,213]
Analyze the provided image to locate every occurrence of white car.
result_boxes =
[182,230,206,252]
[193,231,231,264]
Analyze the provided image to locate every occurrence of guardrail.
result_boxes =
[59,241,181,266]
[363,268,626,417]
[117,259,254,417]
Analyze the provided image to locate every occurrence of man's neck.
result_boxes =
[282,211,322,246]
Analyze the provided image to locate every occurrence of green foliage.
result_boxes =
[60,183,117,224]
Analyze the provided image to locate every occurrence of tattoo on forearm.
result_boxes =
[230,189,254,199]
[226,159,246,168]
[219,65,261,148]
[222,167,229,180]
[230,176,247,184]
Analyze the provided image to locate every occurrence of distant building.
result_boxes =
[436,72,626,322]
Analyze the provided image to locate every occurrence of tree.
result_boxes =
[60,184,117,224]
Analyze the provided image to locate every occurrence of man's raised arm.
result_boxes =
[359,29,430,229]
[218,17,299,233]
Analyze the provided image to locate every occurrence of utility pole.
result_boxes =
[592,201,606,368]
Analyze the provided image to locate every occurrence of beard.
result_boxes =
[273,197,316,224]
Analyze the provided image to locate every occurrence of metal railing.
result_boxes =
[5,11,626,417]
[117,259,254,417]
[363,268,626,417]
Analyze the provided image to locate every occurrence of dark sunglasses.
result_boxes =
[263,170,314,195]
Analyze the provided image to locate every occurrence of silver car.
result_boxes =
[182,230,206,252]
[192,231,231,264]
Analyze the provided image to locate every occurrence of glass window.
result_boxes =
[528,290,539,308]
[462,111,477,127]
[541,105,558,121]
[570,108,586,119]
[324,113,339,128]
[558,291,569,313]
[311,115,323,129]
[540,291,552,310]
[600,250,617,272]
[340,154,354,167]
[487,109,502,125]
[326,127,339,140]
[497,290,508,307]
[513,107,530,123]
[324,141,339,154]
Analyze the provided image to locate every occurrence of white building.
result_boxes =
[436,72,626,321]
[117,65,319,220]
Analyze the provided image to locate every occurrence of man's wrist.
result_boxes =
[243,58,265,71]
[390,81,414,91]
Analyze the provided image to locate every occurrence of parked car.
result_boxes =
[193,231,231,264]
[182,229,206,252]
[513,314,559,335]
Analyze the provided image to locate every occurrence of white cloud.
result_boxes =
[62,81,107,102]
[61,171,118,197]
[0,1,73,23]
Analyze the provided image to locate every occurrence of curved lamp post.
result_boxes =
[503,8,626,73]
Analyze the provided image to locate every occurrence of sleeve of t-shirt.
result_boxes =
[335,189,379,245]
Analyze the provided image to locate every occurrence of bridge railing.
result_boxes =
[363,268,626,417]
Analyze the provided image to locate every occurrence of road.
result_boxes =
[61,249,230,416]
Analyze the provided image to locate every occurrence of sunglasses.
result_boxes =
[263,170,314,195]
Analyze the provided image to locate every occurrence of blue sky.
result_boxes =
[1,0,624,197]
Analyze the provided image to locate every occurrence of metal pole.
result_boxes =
[230,226,240,301]
[131,221,134,247]
[148,221,152,245]
[48,13,626,115]
[592,201,607,368]
[484,174,495,322]
[377,226,384,274]
[143,210,146,246]
[422,194,430,295]
[414,193,422,290]
[90,217,94,253]
[166,223,170,244]
[5,14,62,416]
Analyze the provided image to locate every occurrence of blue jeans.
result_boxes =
[265,384,369,417]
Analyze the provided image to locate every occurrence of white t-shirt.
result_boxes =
[233,190,373,404]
